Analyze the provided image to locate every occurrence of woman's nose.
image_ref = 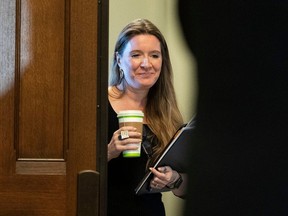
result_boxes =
[141,57,151,67]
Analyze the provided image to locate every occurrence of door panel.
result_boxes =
[0,175,66,215]
[0,0,106,215]
[17,0,66,160]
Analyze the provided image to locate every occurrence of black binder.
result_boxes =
[135,116,196,195]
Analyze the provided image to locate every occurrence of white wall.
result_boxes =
[109,0,198,215]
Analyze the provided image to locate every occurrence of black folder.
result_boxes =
[135,116,196,195]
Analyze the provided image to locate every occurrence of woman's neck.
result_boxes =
[109,85,148,112]
[123,87,148,109]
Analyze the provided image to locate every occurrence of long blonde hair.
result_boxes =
[109,18,183,160]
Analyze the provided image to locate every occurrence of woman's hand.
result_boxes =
[149,166,187,198]
[149,166,180,189]
[107,126,142,161]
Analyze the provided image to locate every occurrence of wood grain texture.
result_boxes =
[17,0,66,159]
[0,0,103,215]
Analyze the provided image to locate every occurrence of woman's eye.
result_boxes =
[131,54,140,58]
[151,54,160,58]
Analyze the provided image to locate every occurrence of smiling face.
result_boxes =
[117,34,162,91]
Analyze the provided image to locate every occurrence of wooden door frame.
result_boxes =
[96,0,109,215]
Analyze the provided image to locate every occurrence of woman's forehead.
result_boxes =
[124,34,161,52]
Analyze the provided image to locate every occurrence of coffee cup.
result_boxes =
[117,110,144,157]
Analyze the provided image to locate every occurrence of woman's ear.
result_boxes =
[116,52,121,67]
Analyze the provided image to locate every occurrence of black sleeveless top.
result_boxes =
[107,103,165,216]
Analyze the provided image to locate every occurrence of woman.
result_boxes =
[107,18,187,216]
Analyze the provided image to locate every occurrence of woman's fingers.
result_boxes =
[149,166,175,188]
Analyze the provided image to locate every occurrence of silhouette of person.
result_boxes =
[178,1,288,215]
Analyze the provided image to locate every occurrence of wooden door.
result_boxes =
[0,0,108,215]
